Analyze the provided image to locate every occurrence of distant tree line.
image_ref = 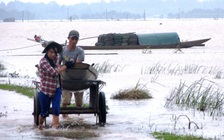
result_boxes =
[0,8,34,21]
[0,2,143,20]
[79,10,142,20]
[0,0,224,21]
[168,8,224,19]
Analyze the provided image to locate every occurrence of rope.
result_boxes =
[0,35,101,52]
[7,53,118,56]
[79,36,98,40]
[0,44,40,51]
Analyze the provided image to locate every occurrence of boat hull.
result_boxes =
[79,38,211,50]
[3,17,15,22]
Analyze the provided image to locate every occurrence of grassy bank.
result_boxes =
[0,84,35,98]
[151,132,212,140]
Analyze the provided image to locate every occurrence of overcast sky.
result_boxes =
[0,0,208,5]
[0,0,123,5]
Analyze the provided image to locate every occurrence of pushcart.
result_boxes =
[32,63,107,127]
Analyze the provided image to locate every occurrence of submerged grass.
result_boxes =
[93,60,125,73]
[165,78,224,118]
[111,80,152,100]
[0,62,7,77]
[0,84,35,98]
[0,61,5,71]
[141,63,223,76]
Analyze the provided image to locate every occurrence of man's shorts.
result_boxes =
[62,90,83,107]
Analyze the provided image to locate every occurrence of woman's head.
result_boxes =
[42,41,62,53]
[47,48,57,60]
[42,41,62,60]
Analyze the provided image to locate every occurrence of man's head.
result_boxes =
[68,30,79,40]
[68,30,79,48]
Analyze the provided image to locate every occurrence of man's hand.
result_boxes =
[65,61,74,69]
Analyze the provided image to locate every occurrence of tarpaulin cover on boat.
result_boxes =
[137,32,180,45]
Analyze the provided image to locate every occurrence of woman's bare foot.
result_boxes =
[62,114,68,119]
[38,125,43,130]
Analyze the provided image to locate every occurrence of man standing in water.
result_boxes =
[60,30,85,118]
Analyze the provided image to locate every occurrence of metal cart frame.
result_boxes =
[32,79,106,127]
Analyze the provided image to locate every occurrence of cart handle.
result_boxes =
[32,80,40,90]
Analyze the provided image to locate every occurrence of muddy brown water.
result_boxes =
[0,89,154,140]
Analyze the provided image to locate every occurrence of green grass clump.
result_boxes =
[0,84,35,98]
[111,80,152,100]
[112,88,151,100]
[152,131,211,140]
[165,78,224,117]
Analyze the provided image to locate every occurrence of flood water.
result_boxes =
[0,19,224,139]
[0,82,155,140]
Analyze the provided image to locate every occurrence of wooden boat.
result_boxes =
[79,32,211,50]
[180,38,211,47]
[79,38,211,50]
[80,38,211,50]
[61,63,99,91]
[28,32,211,50]
[3,17,15,22]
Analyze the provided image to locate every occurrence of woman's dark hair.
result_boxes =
[44,51,56,68]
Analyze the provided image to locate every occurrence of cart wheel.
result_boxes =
[33,92,41,126]
[98,91,106,126]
